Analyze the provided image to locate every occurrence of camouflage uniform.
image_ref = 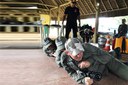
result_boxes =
[42,37,56,57]
[61,38,128,84]
[54,37,67,67]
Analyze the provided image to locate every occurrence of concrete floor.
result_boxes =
[0,33,42,48]
[0,49,128,85]
[0,49,78,85]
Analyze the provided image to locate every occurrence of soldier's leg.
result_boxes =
[72,27,77,38]
[107,58,128,80]
[65,26,71,39]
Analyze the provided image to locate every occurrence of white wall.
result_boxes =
[48,16,128,38]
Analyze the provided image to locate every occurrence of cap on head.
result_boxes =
[65,38,84,56]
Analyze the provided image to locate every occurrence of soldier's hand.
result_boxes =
[49,53,56,57]
[85,77,93,85]
[78,61,91,69]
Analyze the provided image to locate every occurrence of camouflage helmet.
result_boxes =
[43,37,53,49]
[55,36,67,51]
[43,37,57,57]
[65,38,84,56]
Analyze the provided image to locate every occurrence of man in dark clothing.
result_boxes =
[117,19,128,53]
[118,19,128,36]
[62,0,81,39]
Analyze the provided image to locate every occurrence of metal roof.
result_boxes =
[0,0,128,19]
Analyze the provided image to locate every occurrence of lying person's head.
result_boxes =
[65,38,84,61]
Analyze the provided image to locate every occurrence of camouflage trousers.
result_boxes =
[107,58,128,80]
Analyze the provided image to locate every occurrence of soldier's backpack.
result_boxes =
[79,24,94,42]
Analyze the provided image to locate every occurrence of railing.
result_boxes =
[0,24,43,48]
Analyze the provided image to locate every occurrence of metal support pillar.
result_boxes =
[94,0,100,43]
[57,6,60,37]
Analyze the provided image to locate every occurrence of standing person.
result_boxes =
[117,19,128,53]
[60,38,128,85]
[118,19,127,37]
[62,0,81,39]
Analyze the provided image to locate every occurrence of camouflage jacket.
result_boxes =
[54,49,64,67]
[60,43,113,84]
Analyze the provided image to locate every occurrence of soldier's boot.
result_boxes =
[114,47,122,59]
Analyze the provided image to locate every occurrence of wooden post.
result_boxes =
[94,0,100,43]
[57,6,60,37]
[48,9,52,37]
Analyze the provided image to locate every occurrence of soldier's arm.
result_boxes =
[62,14,67,25]
[77,15,81,27]
[55,50,63,67]
[83,43,112,64]
[63,64,86,84]
[81,57,105,75]
[61,52,86,84]
[77,8,81,27]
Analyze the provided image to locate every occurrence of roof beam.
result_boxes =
[51,0,58,6]
[89,0,96,11]
[84,0,93,13]
[39,0,50,10]
[50,1,71,10]
[108,0,113,10]
[0,2,57,7]
[76,2,85,15]
[50,7,58,10]
[0,12,40,15]
[78,1,88,15]
[58,0,63,5]
[60,1,71,7]
[101,0,107,11]
[123,0,128,7]
[114,0,119,9]
[0,7,49,11]
[100,7,128,13]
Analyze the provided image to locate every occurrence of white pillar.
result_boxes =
[18,26,23,32]
[6,26,11,32]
